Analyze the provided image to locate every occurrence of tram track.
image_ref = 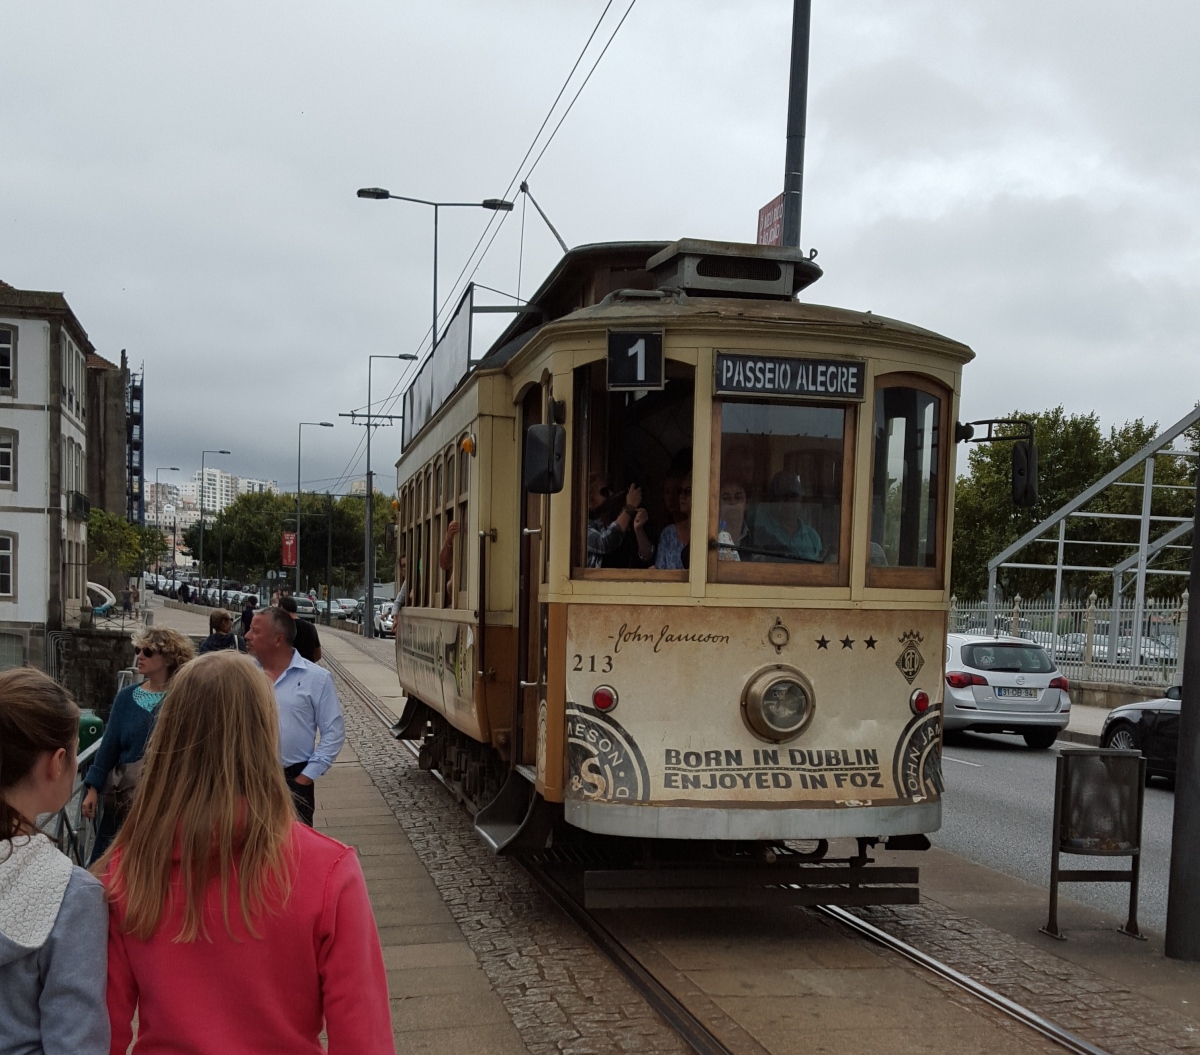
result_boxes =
[324,650,1112,1055]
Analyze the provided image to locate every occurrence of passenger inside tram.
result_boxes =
[719,401,844,566]
[654,471,692,570]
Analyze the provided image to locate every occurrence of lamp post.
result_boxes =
[198,450,231,579]
[361,355,415,638]
[355,188,513,365]
[297,422,333,594]
[153,466,179,572]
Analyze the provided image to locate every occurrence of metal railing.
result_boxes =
[951,593,1187,687]
[40,740,100,866]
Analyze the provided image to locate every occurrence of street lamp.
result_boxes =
[355,188,513,362]
[361,355,415,638]
[153,466,180,572]
[198,450,231,579]
[297,422,334,594]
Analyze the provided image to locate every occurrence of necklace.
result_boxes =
[132,683,168,713]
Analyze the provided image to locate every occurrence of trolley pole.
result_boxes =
[781,0,811,249]
[1166,478,1200,959]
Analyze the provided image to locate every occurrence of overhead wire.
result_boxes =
[361,0,638,445]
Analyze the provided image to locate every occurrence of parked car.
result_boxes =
[1101,685,1180,783]
[292,595,318,622]
[337,598,363,622]
[943,633,1071,749]
[375,604,395,638]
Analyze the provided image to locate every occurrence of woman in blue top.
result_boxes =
[81,626,195,862]
[655,472,692,570]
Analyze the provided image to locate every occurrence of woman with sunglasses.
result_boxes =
[81,627,195,862]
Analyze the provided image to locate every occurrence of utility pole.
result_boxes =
[1166,479,1200,959]
[325,492,333,626]
[781,0,811,249]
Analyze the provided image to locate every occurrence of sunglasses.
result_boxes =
[133,647,159,658]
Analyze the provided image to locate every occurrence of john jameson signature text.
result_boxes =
[611,622,731,654]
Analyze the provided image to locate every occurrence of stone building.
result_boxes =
[0,279,95,670]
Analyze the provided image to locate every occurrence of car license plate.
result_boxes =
[995,687,1038,698]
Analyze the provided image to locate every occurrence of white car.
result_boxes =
[943,633,1071,749]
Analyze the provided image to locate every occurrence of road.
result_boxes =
[936,730,1175,932]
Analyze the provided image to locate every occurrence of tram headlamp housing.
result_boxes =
[741,665,815,743]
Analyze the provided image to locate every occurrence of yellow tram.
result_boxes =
[392,238,972,863]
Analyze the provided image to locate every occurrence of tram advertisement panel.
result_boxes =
[564,604,944,808]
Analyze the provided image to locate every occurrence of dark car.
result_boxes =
[1100,685,1181,783]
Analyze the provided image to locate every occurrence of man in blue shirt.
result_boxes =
[245,606,345,825]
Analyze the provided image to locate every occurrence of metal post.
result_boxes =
[171,519,177,593]
[325,492,333,626]
[1109,580,1121,672]
[296,424,303,594]
[1083,592,1096,680]
[1041,753,1066,940]
[217,509,224,606]
[432,204,440,355]
[199,454,206,576]
[1177,590,1189,687]
[1051,519,1066,658]
[987,568,998,635]
[781,0,811,249]
[365,361,374,640]
[1132,457,1155,672]
[1166,479,1200,959]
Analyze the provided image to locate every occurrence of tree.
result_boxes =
[951,408,1196,600]
[88,508,167,584]
[180,489,394,593]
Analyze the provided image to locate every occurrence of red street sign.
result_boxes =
[757,193,784,246]
[281,531,297,568]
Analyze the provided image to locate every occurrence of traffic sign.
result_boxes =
[607,331,664,391]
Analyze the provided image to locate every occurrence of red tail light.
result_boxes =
[593,686,618,712]
[945,671,988,689]
[910,689,931,715]
[1049,676,1069,691]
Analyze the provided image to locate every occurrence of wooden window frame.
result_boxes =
[707,398,856,589]
[1,428,17,490]
[0,326,15,396]
[0,533,15,599]
[864,372,951,591]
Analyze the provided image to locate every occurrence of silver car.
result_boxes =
[943,633,1071,749]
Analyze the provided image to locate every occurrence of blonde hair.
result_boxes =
[132,626,196,678]
[95,651,295,941]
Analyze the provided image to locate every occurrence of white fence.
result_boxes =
[950,593,1188,687]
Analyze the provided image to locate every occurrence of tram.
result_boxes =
[391,237,981,880]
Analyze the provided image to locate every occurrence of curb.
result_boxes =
[1059,729,1101,747]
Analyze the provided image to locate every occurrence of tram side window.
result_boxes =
[868,381,943,580]
[572,359,695,577]
[716,402,847,576]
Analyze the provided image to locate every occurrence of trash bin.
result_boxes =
[78,710,104,753]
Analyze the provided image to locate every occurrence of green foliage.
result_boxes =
[180,490,393,591]
[952,407,1196,601]
[88,508,167,576]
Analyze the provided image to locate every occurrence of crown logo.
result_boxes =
[898,629,924,645]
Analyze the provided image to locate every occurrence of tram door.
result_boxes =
[516,385,550,767]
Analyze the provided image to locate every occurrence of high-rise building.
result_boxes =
[194,467,239,515]
[237,477,277,496]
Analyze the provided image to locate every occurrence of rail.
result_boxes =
[42,740,100,866]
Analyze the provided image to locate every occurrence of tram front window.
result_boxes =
[716,401,847,574]
[869,384,942,571]
[573,359,695,576]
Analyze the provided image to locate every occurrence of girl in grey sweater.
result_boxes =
[0,668,108,1055]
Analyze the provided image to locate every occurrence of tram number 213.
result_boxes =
[572,654,614,673]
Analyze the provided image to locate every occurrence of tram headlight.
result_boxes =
[741,665,815,743]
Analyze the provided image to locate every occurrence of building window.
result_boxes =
[0,327,14,394]
[0,430,14,488]
[0,534,14,597]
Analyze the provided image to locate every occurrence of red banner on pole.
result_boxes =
[281,531,297,568]
[757,193,784,246]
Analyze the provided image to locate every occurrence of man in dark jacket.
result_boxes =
[240,596,257,635]
[198,609,247,654]
[277,595,321,663]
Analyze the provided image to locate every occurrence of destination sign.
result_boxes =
[714,352,865,401]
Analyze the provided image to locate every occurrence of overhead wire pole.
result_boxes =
[781,0,811,248]
[1167,473,1200,960]
[297,422,333,594]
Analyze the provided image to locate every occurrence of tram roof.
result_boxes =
[477,239,974,370]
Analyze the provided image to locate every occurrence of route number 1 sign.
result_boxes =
[607,331,664,391]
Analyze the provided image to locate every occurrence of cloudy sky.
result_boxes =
[3,1,1198,493]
